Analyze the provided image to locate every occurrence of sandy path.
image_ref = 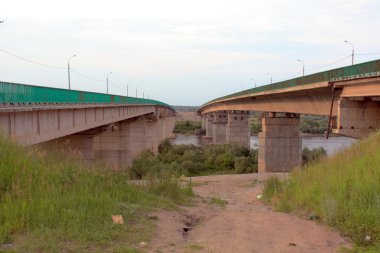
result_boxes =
[148,173,351,253]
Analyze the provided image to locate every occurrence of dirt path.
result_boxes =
[148,173,351,253]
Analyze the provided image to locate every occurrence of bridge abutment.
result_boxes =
[258,113,301,172]
[226,111,250,148]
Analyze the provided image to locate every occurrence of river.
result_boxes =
[171,134,357,156]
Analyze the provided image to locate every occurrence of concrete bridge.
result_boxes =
[0,81,175,169]
[198,59,380,172]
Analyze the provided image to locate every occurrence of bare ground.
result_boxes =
[147,173,351,253]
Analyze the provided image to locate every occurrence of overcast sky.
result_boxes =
[1,0,380,105]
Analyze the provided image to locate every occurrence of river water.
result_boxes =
[171,134,357,156]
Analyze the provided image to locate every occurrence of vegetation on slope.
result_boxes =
[262,131,380,251]
[0,136,192,252]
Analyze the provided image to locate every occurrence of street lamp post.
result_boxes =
[297,59,305,76]
[106,72,112,94]
[126,81,131,97]
[252,78,256,88]
[345,40,354,65]
[266,72,272,84]
[67,54,77,90]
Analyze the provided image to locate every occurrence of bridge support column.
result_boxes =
[202,113,214,145]
[226,111,250,148]
[258,113,301,173]
[212,111,227,144]
[201,115,207,130]
[92,122,131,169]
[333,98,380,139]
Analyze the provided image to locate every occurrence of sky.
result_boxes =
[1,0,380,105]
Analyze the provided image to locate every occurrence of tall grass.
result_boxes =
[0,136,192,252]
[263,131,380,250]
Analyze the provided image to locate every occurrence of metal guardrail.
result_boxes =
[203,59,380,106]
[0,81,173,109]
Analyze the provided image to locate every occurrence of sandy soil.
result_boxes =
[148,173,351,253]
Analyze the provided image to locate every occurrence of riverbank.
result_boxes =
[171,134,357,156]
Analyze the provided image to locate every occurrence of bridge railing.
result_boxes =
[205,59,380,106]
[0,81,172,109]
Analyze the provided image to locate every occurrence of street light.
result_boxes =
[266,72,272,84]
[345,40,354,65]
[67,54,77,90]
[297,59,305,76]
[252,78,256,88]
[126,81,131,97]
[106,72,112,94]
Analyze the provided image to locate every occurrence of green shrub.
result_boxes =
[173,121,201,134]
[234,155,258,174]
[302,147,327,165]
[158,138,172,154]
[128,150,158,179]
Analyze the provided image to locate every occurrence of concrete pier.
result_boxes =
[258,113,301,172]
[226,111,250,148]
[212,111,227,144]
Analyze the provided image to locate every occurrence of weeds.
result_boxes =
[262,131,380,250]
[0,136,192,252]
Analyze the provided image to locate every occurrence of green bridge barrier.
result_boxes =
[0,81,172,109]
[205,59,380,105]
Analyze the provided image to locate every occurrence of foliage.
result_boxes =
[300,115,328,134]
[0,136,192,252]
[130,141,258,178]
[302,147,327,165]
[173,120,202,134]
[262,131,380,250]
[250,117,262,134]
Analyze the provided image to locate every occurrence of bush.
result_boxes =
[302,147,327,165]
[173,121,201,134]
[158,138,172,154]
[128,150,158,179]
[235,155,258,174]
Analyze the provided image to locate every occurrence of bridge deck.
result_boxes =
[202,59,380,108]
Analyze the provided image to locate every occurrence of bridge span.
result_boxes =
[0,82,175,169]
[198,59,380,172]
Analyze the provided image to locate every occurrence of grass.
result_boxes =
[262,130,380,251]
[0,136,193,252]
[210,198,228,208]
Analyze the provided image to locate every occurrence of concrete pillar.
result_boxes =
[129,118,148,163]
[333,97,380,139]
[92,122,131,169]
[146,119,163,154]
[226,111,250,148]
[201,115,207,130]
[212,111,227,144]
[205,113,214,138]
[258,113,301,173]
[201,113,214,145]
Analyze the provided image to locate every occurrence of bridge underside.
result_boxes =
[0,104,175,169]
[199,76,380,173]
